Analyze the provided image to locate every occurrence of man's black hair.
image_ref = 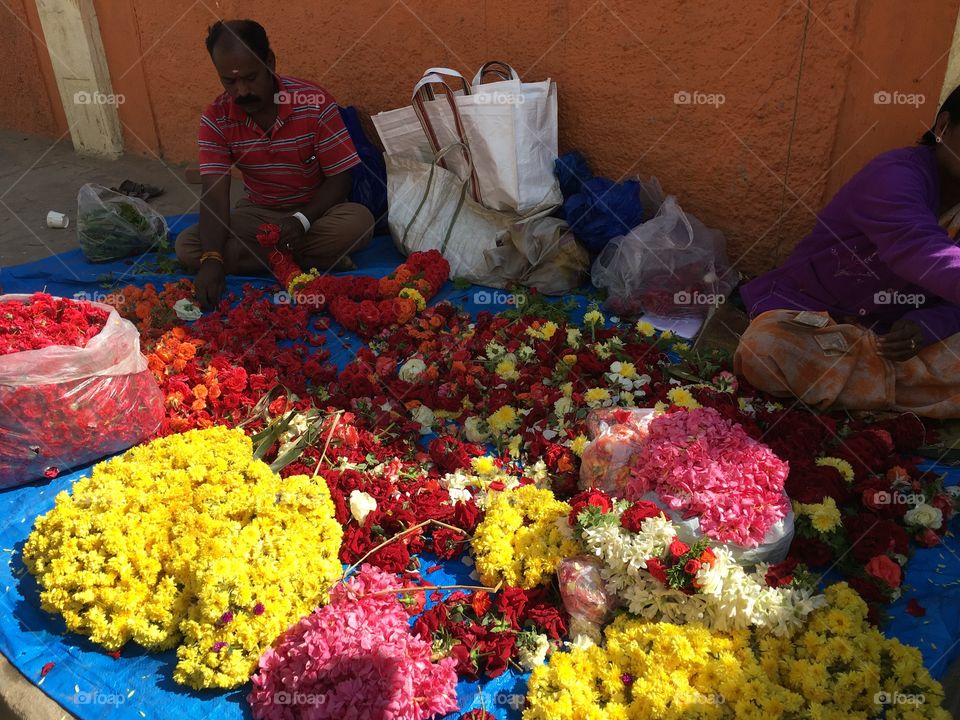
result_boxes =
[205,19,271,61]
[921,85,960,145]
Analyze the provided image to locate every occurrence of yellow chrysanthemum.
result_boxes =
[471,455,497,475]
[398,287,427,310]
[816,456,856,484]
[807,497,843,534]
[496,358,520,380]
[487,405,519,434]
[667,387,702,409]
[583,309,605,327]
[23,427,342,690]
[585,387,612,406]
[571,434,589,457]
[523,585,951,719]
[526,321,559,340]
[471,485,577,589]
[636,320,656,337]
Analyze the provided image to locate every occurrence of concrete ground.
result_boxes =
[2,130,960,719]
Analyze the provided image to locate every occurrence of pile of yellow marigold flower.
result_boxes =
[23,426,342,689]
[471,485,579,589]
[523,583,949,719]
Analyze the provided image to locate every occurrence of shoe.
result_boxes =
[112,179,164,200]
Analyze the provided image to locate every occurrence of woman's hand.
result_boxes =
[878,319,925,361]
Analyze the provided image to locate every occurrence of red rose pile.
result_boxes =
[146,287,337,435]
[1,293,109,354]
[276,413,484,574]
[413,586,568,680]
[0,293,163,488]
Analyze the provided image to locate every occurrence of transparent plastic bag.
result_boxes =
[637,491,796,565]
[77,183,168,262]
[591,181,737,319]
[558,555,618,626]
[579,408,655,496]
[0,295,164,488]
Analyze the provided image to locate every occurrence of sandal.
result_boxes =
[111,179,164,201]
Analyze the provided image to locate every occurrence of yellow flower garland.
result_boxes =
[471,485,579,589]
[524,584,950,719]
[23,426,343,690]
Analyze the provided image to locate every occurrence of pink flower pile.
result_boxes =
[248,565,458,720]
[626,407,790,547]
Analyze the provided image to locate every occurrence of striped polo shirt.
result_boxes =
[197,75,360,207]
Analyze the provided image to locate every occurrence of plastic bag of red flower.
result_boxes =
[0,294,164,489]
[557,555,617,625]
[578,408,655,496]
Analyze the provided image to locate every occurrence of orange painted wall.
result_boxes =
[0,0,65,138]
[2,0,957,274]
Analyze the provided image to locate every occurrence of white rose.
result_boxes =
[519,633,550,670]
[349,490,377,525]
[411,405,435,434]
[904,503,943,530]
[553,396,573,417]
[464,416,489,443]
[398,358,427,382]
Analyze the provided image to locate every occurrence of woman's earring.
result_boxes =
[937,135,944,144]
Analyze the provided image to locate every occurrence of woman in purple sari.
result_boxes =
[735,87,960,417]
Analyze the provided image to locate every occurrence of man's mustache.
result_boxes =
[236,95,260,105]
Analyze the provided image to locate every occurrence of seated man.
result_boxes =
[177,19,374,308]
[734,86,960,418]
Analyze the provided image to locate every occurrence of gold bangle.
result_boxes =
[200,251,224,264]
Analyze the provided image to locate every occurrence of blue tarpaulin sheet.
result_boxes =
[1,215,958,719]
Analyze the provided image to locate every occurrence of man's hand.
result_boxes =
[878,319,925,361]
[195,260,226,311]
[278,216,307,251]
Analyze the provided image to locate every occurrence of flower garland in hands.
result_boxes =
[256,221,450,335]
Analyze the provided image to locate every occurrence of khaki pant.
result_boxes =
[175,199,374,275]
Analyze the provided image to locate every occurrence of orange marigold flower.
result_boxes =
[176,342,197,360]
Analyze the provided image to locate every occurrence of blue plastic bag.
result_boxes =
[339,106,388,233]
[564,177,644,254]
[555,151,593,198]
[554,151,644,254]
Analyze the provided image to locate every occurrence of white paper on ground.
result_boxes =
[639,313,705,340]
